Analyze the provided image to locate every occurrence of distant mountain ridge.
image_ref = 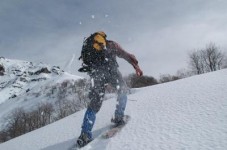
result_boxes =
[0,57,84,129]
[0,57,64,101]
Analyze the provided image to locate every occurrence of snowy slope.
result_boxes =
[0,69,227,150]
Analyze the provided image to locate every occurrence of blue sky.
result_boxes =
[0,0,227,78]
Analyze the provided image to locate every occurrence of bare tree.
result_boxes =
[223,57,227,69]
[55,98,71,119]
[188,43,226,74]
[201,43,225,71]
[189,50,205,74]
[36,102,54,127]
[159,74,180,83]
[4,108,27,138]
[0,130,8,142]
[176,68,193,78]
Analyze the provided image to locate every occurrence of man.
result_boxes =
[77,31,143,147]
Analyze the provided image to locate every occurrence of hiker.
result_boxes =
[77,31,143,147]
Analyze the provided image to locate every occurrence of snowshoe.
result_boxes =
[103,115,131,139]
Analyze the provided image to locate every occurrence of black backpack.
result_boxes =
[78,32,107,72]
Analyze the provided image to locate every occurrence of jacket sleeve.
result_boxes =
[109,40,139,69]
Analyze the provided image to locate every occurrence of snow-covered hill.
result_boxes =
[0,67,227,150]
[0,57,83,129]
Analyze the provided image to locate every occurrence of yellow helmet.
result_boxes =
[93,31,107,51]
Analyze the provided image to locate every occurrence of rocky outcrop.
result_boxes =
[34,67,51,75]
[0,64,5,76]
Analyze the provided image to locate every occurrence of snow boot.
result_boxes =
[111,116,126,126]
[76,132,93,148]
[77,108,96,147]
[112,93,127,126]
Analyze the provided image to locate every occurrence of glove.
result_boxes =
[78,66,91,72]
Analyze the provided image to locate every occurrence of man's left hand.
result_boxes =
[135,65,143,76]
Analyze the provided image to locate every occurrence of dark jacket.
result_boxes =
[79,40,143,76]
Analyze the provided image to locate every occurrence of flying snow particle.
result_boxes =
[91,78,94,87]
[79,21,82,25]
[91,15,95,19]
[88,120,93,124]
[87,116,93,124]
[99,93,104,96]
[105,14,109,18]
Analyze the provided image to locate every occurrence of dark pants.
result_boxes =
[88,68,127,112]
[81,67,128,138]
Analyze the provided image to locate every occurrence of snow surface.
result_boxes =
[0,69,227,150]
